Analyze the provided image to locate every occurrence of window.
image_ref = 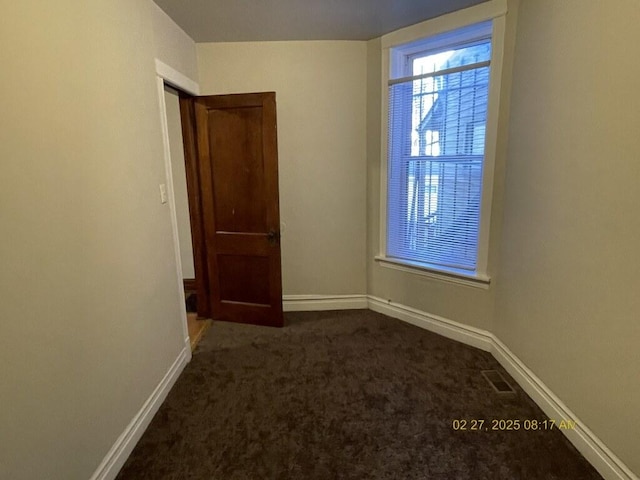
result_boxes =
[382,20,498,282]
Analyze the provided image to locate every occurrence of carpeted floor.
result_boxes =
[116,310,602,480]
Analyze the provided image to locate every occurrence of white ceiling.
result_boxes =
[153,0,489,43]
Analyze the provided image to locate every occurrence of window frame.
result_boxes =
[376,0,508,289]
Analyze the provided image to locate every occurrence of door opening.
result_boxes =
[164,85,211,349]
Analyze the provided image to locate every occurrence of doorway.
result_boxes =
[162,81,285,337]
[164,85,212,350]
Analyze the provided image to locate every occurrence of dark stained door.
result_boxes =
[193,92,283,327]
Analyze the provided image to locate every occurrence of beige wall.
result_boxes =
[152,1,199,82]
[366,4,519,331]
[0,1,196,479]
[197,41,368,296]
[165,87,195,279]
[494,0,640,474]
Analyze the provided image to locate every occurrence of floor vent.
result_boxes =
[481,370,516,395]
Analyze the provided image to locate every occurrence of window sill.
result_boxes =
[374,255,491,289]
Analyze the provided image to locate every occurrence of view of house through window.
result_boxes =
[387,23,492,273]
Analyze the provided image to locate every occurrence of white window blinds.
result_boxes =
[387,35,492,272]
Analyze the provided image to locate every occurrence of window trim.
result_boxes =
[375,255,491,289]
[378,0,508,283]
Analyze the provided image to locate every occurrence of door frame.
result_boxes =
[155,59,201,360]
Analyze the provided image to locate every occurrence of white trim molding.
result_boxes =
[154,60,201,359]
[90,347,190,480]
[156,76,193,358]
[367,296,493,352]
[374,255,491,289]
[367,295,638,480]
[283,295,368,312]
[88,293,638,480]
[381,0,507,49]
[155,59,200,96]
[491,337,639,480]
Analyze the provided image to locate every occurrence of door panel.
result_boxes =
[194,92,283,327]
[210,107,267,233]
[217,255,270,305]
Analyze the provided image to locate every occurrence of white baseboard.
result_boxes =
[283,294,368,312]
[89,297,637,480]
[490,336,638,480]
[367,295,637,480]
[90,347,190,480]
[367,295,493,352]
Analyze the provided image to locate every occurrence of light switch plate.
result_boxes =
[159,184,168,204]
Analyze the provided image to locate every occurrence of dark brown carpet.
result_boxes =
[116,310,602,480]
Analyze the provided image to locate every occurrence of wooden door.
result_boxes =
[193,92,283,327]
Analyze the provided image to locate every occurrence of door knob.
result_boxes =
[267,229,280,245]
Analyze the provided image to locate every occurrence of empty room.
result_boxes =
[1,1,638,479]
